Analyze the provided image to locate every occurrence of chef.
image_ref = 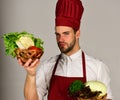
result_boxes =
[18,0,113,100]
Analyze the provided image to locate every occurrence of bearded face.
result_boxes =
[57,35,76,53]
[55,26,79,54]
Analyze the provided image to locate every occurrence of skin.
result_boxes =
[18,26,111,100]
[55,26,80,56]
[18,58,39,100]
[77,94,107,100]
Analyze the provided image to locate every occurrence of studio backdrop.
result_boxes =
[0,0,120,100]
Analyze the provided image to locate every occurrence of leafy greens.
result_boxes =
[3,31,44,58]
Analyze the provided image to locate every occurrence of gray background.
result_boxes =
[0,0,120,100]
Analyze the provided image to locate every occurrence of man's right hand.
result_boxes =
[18,58,40,76]
[18,58,40,100]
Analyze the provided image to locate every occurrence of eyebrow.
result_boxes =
[55,31,70,34]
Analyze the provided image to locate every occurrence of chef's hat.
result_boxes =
[55,0,84,30]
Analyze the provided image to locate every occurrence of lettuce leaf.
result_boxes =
[69,80,85,95]
[3,31,44,58]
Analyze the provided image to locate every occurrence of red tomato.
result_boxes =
[28,46,41,51]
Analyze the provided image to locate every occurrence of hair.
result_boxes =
[73,28,78,34]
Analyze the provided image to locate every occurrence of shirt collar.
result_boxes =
[61,49,82,61]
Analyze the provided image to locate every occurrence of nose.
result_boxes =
[57,35,64,42]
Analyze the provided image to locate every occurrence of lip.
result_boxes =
[58,42,66,47]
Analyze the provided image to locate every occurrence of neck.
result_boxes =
[65,46,80,56]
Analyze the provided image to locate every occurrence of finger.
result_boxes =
[29,59,40,68]
[18,58,23,66]
[102,94,107,100]
[77,98,81,100]
[24,58,33,68]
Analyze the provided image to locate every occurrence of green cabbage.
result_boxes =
[68,80,107,98]
[85,81,107,96]
[3,31,44,58]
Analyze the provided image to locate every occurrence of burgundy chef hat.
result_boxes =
[55,0,84,30]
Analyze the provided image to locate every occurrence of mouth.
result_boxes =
[58,42,66,48]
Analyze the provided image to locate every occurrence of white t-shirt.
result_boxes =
[36,50,113,99]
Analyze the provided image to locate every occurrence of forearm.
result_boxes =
[24,74,39,100]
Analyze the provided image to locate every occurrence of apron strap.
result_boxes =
[82,51,86,82]
[49,54,61,89]
[52,54,61,76]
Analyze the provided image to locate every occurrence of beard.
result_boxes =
[58,37,76,54]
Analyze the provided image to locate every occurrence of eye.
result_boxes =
[55,32,60,37]
[63,32,69,35]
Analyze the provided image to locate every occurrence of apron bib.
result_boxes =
[48,51,86,100]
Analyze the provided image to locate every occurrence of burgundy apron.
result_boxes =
[48,51,86,100]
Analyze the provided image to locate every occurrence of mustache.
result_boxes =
[58,41,66,45]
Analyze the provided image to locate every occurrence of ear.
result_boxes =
[76,29,80,39]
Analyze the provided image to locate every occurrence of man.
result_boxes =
[18,0,113,100]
